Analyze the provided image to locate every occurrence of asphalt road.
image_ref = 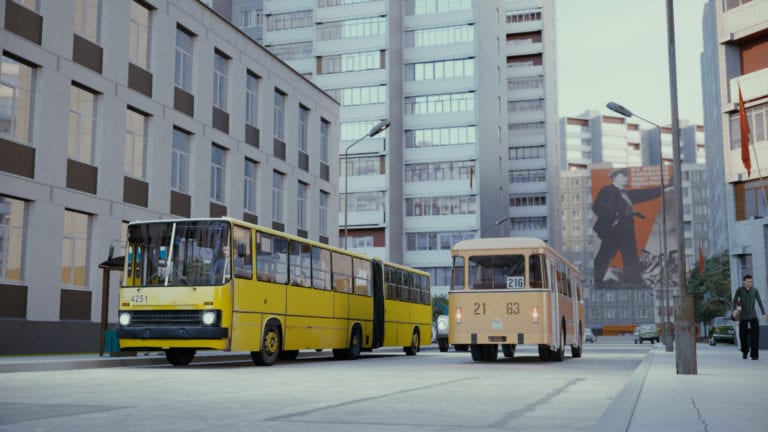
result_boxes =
[0,340,652,432]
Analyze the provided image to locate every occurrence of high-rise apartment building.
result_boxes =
[702,0,768,301]
[0,0,340,353]
[212,0,561,297]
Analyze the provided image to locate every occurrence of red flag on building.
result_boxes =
[698,243,705,273]
[738,84,751,177]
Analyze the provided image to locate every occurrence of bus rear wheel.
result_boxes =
[165,348,196,366]
[404,329,420,355]
[251,323,281,366]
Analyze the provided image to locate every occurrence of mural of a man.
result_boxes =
[592,168,662,288]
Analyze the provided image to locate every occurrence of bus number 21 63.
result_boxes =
[473,302,520,315]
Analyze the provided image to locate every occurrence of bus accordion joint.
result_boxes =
[455,306,463,324]
[531,304,539,323]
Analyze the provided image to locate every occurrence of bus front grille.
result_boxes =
[127,310,205,326]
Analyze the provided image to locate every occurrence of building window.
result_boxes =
[405,126,476,148]
[406,231,475,251]
[61,210,89,287]
[319,191,329,236]
[171,128,190,193]
[320,119,329,164]
[0,195,26,282]
[129,0,151,69]
[274,90,285,140]
[266,10,313,31]
[124,108,147,179]
[267,42,313,61]
[506,7,542,23]
[74,0,101,43]
[319,51,382,74]
[405,160,472,182]
[244,158,257,213]
[175,27,193,92]
[68,83,97,164]
[298,105,309,153]
[405,92,475,114]
[0,54,36,143]
[405,195,476,216]
[344,156,384,177]
[210,145,226,203]
[509,145,546,160]
[345,191,386,212]
[239,10,263,28]
[317,16,386,41]
[405,24,474,48]
[405,58,474,81]
[245,72,259,126]
[327,85,386,107]
[298,182,308,230]
[409,0,472,15]
[272,171,284,223]
[729,102,767,150]
[213,51,228,110]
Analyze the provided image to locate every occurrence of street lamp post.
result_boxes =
[607,102,673,353]
[481,216,511,237]
[343,120,391,249]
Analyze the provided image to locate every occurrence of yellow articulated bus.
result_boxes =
[448,237,584,362]
[117,217,431,366]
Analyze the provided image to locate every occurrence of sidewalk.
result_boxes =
[595,342,766,432]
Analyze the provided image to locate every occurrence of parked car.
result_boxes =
[634,324,660,344]
[709,316,736,346]
[436,314,450,352]
[584,327,596,343]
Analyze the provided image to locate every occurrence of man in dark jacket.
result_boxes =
[592,168,661,288]
[733,274,767,360]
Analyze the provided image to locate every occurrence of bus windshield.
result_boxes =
[125,220,231,287]
[468,254,525,290]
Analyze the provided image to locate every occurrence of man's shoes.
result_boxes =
[743,352,748,359]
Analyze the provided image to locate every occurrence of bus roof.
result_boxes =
[452,237,549,251]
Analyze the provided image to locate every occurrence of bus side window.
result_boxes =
[529,254,544,288]
[256,233,275,282]
[233,226,252,279]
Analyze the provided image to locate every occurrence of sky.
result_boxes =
[556,0,708,125]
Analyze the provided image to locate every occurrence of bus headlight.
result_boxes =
[202,311,218,325]
[119,312,131,326]
[455,306,463,324]
[531,305,539,323]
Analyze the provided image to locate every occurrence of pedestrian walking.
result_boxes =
[733,274,767,360]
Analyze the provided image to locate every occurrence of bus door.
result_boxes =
[371,259,385,348]
[549,261,560,341]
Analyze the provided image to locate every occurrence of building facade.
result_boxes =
[0,0,340,353]
[702,0,768,305]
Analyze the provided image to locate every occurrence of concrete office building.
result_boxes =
[0,0,340,354]
[702,0,768,305]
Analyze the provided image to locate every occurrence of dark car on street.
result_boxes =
[709,316,736,345]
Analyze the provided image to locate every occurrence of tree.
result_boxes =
[688,251,731,331]
[432,294,448,320]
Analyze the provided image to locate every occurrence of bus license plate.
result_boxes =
[492,319,502,330]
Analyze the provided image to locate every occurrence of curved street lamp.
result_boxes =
[343,120,391,249]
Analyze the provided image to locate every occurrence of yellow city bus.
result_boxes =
[117,217,431,366]
[448,237,584,362]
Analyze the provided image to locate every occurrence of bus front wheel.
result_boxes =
[333,326,362,360]
[404,329,420,355]
[165,348,196,366]
[251,323,281,366]
[437,337,449,352]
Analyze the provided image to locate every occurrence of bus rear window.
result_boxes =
[468,254,525,290]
